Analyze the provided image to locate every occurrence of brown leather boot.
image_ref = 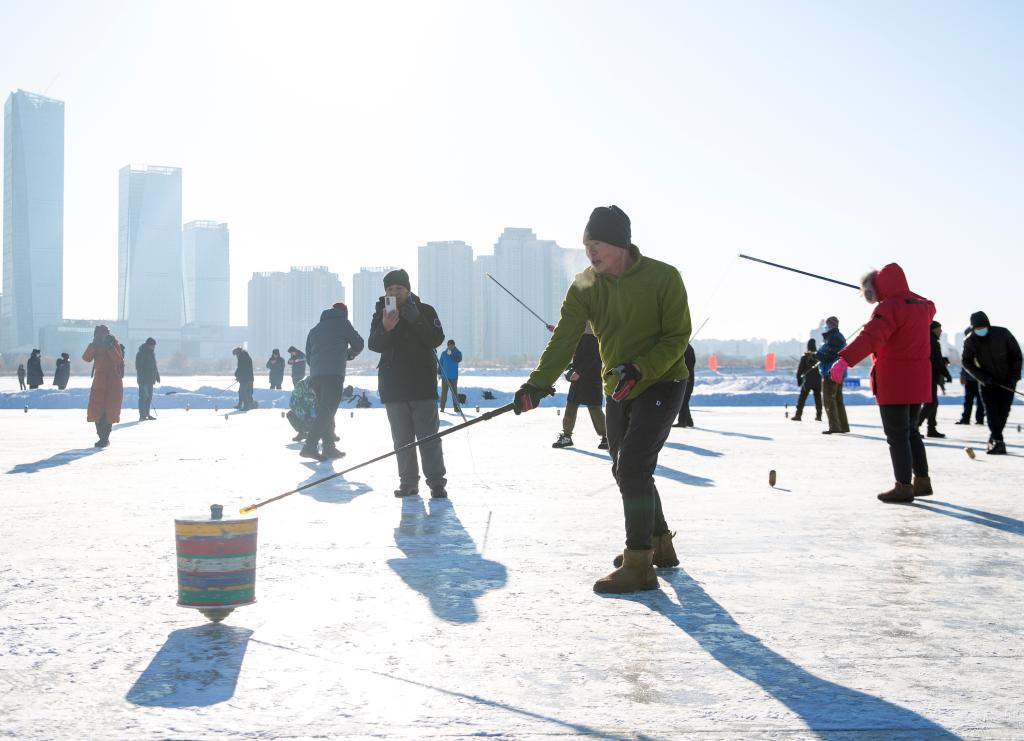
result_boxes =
[612,531,679,568]
[877,482,915,503]
[912,475,932,497]
[594,549,658,594]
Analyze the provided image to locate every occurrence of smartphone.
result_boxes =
[385,296,397,313]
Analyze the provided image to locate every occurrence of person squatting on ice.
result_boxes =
[267,349,286,390]
[136,338,160,421]
[515,204,691,594]
[52,352,71,390]
[368,268,449,499]
[961,311,1022,455]
[233,347,255,410]
[438,339,463,413]
[302,302,364,461]
[916,320,951,438]
[829,264,934,503]
[791,338,822,422]
[957,327,986,426]
[552,323,608,450]
[287,375,317,442]
[83,325,124,448]
[817,317,850,434]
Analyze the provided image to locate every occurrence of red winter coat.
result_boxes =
[839,263,934,405]
[83,340,124,423]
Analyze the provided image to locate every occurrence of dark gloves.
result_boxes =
[944,371,953,384]
[513,384,553,415]
[606,363,641,402]
[398,301,420,323]
[564,364,576,383]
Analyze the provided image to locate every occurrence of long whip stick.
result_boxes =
[738,254,859,290]
[485,273,551,328]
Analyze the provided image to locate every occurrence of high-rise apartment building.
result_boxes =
[471,255,496,361]
[118,165,183,331]
[418,241,473,356]
[2,90,64,351]
[247,266,343,361]
[352,266,396,352]
[183,220,230,328]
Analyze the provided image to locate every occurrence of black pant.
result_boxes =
[606,380,684,551]
[138,382,154,418]
[94,413,112,442]
[917,382,941,430]
[795,385,822,419]
[237,380,254,409]
[879,404,928,484]
[980,385,1014,442]
[676,375,695,425]
[309,375,343,448]
[962,378,985,423]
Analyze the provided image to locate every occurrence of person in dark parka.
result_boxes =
[957,327,985,425]
[792,338,822,422]
[961,311,1022,455]
[673,344,697,428]
[135,338,161,421]
[553,323,607,449]
[916,321,952,437]
[267,349,285,389]
[817,318,849,434]
[233,347,256,410]
[52,353,71,390]
[17,363,27,390]
[287,346,306,387]
[26,349,43,389]
[302,302,364,460]
[368,268,448,498]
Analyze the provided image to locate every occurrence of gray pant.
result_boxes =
[385,399,447,491]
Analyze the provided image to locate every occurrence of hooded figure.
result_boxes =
[266,348,286,389]
[26,350,44,388]
[233,348,256,410]
[834,263,935,502]
[792,338,822,422]
[816,318,849,434]
[287,345,307,386]
[961,310,1022,454]
[83,326,124,447]
[52,353,71,389]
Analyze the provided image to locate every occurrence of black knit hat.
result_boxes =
[807,338,817,351]
[583,205,631,249]
[930,321,941,331]
[970,311,990,328]
[383,269,411,290]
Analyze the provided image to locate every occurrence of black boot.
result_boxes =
[926,428,945,438]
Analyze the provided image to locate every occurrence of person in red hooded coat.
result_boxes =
[829,264,935,503]
[82,325,125,448]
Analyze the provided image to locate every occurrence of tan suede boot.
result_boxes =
[877,482,916,503]
[612,531,680,569]
[594,549,658,594]
[912,475,932,497]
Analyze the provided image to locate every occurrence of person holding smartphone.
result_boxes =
[368,269,449,498]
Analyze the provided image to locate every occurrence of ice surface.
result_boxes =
[1,403,1022,739]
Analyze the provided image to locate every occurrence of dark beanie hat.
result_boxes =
[807,338,817,351]
[825,316,839,329]
[970,311,990,328]
[583,205,631,249]
[145,337,156,345]
[383,269,410,290]
[930,321,941,331]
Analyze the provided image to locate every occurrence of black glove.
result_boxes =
[564,364,576,383]
[398,301,420,323]
[513,384,551,415]
[606,363,641,402]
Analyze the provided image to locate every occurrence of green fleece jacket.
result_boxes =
[528,248,691,400]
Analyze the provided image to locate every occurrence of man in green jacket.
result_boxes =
[514,205,691,594]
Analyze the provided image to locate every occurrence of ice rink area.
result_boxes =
[1,404,1022,739]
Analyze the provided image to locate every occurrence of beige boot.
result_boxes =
[912,475,932,497]
[612,531,680,569]
[877,482,915,503]
[594,549,658,594]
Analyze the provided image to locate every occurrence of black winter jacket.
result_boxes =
[52,358,71,388]
[27,354,43,386]
[566,333,603,407]
[267,356,286,385]
[234,351,255,383]
[136,345,161,385]
[368,294,445,403]
[928,333,951,386]
[305,307,364,379]
[796,352,822,392]
[962,327,1022,387]
[288,352,306,382]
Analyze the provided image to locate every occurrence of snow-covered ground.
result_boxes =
[1,403,1022,739]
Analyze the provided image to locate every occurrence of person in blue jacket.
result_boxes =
[816,316,850,434]
[438,339,463,413]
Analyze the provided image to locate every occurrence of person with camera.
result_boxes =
[82,325,124,448]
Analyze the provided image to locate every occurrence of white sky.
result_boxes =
[1,0,1021,339]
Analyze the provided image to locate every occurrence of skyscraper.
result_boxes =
[471,254,496,361]
[247,266,344,361]
[118,165,183,331]
[2,90,64,351]
[183,220,230,328]
[352,266,396,351]
[418,241,473,356]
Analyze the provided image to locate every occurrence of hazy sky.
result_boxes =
[2,0,1021,339]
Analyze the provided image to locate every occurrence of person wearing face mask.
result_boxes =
[828,264,935,503]
[961,312,1021,455]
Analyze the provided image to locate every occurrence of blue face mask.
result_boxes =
[974,327,989,337]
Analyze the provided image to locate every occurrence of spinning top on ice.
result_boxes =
[185,403,190,411]
[350,411,354,418]
[965,447,976,459]
[175,504,258,623]
[769,470,777,487]
[224,413,229,420]
[214,405,219,412]
[476,405,480,413]
[280,411,285,419]
[23,405,28,413]
[557,409,561,417]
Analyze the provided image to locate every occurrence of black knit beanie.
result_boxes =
[970,311,990,328]
[583,205,631,249]
[383,269,411,290]
[807,338,817,352]
[930,321,941,331]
